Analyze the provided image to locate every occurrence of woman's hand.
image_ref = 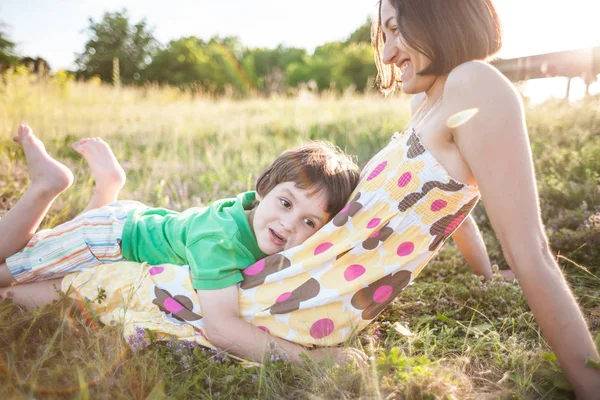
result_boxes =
[498,269,516,283]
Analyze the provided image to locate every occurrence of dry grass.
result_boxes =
[0,69,598,398]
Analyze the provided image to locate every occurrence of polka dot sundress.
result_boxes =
[63,128,480,349]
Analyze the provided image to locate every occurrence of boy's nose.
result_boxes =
[280,218,295,233]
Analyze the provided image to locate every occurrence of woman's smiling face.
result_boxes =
[379,0,436,94]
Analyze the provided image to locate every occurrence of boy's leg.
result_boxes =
[0,125,73,268]
[72,138,126,212]
[0,263,16,287]
[0,276,63,308]
[2,198,133,288]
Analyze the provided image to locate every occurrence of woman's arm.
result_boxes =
[445,61,600,398]
[451,214,493,280]
[196,286,366,365]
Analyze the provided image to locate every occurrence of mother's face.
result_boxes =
[379,0,436,94]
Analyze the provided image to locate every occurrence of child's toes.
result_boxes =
[72,141,85,153]
[18,124,28,136]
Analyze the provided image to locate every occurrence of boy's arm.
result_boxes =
[195,285,365,365]
[451,214,493,280]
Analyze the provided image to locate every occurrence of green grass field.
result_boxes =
[1,70,599,399]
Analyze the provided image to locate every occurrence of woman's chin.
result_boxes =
[401,86,417,95]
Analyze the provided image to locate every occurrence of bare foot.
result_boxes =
[72,137,126,200]
[13,124,74,198]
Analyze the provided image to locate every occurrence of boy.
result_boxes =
[0,125,359,295]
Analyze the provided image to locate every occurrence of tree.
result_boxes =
[75,10,157,84]
[21,56,51,74]
[346,18,372,45]
[144,36,251,96]
[241,45,307,94]
[287,41,376,93]
[331,43,376,92]
[0,22,18,70]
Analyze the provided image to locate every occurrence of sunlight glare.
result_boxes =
[446,108,479,129]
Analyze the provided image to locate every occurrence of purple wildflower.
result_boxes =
[126,326,150,352]
[373,328,381,341]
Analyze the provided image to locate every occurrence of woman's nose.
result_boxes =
[382,40,399,64]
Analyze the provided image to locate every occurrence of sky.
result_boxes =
[1,0,599,101]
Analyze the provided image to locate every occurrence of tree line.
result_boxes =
[0,11,375,96]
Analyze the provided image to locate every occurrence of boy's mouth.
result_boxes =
[269,228,287,245]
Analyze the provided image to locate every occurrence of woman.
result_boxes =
[367,0,600,396]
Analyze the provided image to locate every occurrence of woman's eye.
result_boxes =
[280,199,291,209]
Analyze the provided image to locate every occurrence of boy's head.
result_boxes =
[252,141,359,255]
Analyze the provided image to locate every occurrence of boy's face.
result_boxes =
[252,181,330,255]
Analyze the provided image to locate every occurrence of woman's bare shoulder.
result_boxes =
[447,60,506,84]
[444,61,522,113]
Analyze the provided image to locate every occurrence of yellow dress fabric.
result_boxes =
[62,129,480,348]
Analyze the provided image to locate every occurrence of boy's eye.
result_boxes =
[280,198,291,209]
[304,218,316,229]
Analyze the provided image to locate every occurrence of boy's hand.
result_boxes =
[308,347,368,367]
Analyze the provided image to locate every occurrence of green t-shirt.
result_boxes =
[121,191,265,290]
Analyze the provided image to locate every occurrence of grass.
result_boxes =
[0,69,599,398]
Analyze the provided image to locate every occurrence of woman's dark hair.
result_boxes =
[255,141,360,216]
[372,0,502,93]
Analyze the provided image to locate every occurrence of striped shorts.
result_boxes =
[6,200,142,283]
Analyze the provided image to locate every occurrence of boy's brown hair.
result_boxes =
[256,141,360,216]
[373,0,502,94]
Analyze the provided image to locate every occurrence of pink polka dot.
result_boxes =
[397,172,412,187]
[373,285,393,303]
[397,242,415,257]
[314,242,333,255]
[244,259,265,276]
[310,318,335,339]
[258,326,270,334]
[198,329,207,339]
[276,292,292,303]
[370,229,381,238]
[431,199,448,212]
[339,203,350,214]
[367,218,381,229]
[164,298,185,314]
[444,214,465,234]
[149,266,164,275]
[367,161,387,181]
[344,264,365,281]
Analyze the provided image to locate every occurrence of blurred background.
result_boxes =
[1,0,599,102]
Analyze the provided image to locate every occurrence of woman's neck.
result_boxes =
[424,74,448,106]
